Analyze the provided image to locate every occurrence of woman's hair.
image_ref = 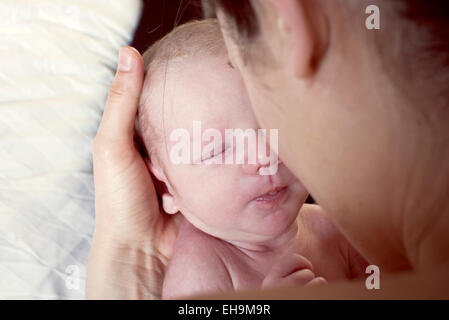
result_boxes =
[402,0,449,64]
[207,0,449,66]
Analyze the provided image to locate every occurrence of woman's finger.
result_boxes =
[97,46,144,141]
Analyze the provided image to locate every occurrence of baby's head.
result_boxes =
[136,20,308,245]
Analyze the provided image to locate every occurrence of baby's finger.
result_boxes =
[282,268,316,285]
[268,254,314,279]
[97,46,144,142]
[305,276,328,287]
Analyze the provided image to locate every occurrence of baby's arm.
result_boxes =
[162,222,234,299]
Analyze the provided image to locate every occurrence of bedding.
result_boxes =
[0,0,142,299]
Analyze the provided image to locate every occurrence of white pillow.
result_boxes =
[0,0,142,299]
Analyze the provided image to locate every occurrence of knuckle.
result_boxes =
[262,275,277,288]
[306,277,328,287]
[292,269,315,282]
[107,81,126,102]
[315,277,328,285]
[92,136,113,160]
[94,146,115,163]
[292,254,314,271]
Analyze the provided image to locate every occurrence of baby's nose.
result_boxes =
[242,149,279,175]
[242,162,262,175]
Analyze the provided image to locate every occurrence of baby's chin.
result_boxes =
[259,206,299,236]
[246,189,303,235]
[230,204,300,244]
[194,205,299,246]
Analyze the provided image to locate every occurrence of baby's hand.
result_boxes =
[262,254,327,289]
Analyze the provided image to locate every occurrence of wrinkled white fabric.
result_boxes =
[0,0,142,299]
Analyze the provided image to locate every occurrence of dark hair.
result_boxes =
[205,0,259,40]
[206,0,449,65]
[403,0,449,65]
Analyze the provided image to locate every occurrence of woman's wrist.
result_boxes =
[86,232,165,299]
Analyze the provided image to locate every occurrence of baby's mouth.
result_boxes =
[254,186,288,203]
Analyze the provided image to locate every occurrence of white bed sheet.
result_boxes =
[0,0,142,299]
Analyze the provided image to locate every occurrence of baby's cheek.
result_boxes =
[202,192,244,225]
[180,167,249,222]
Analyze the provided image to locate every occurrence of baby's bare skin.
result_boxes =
[163,204,368,299]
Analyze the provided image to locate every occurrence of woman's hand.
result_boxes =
[86,47,180,299]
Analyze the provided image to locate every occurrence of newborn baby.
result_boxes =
[136,20,368,299]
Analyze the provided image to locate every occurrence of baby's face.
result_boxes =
[146,54,308,244]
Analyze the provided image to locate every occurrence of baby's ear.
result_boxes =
[145,157,179,215]
[161,194,179,215]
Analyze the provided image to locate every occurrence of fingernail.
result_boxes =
[118,47,132,72]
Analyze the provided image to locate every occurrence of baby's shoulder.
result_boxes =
[168,219,239,277]
[174,219,223,258]
[162,219,233,298]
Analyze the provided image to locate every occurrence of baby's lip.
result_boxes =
[253,186,288,202]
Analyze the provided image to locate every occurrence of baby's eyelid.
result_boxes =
[201,143,229,161]
[210,146,225,158]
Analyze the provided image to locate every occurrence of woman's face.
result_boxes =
[216,2,418,270]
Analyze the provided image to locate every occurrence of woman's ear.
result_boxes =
[144,157,179,215]
[269,0,329,77]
